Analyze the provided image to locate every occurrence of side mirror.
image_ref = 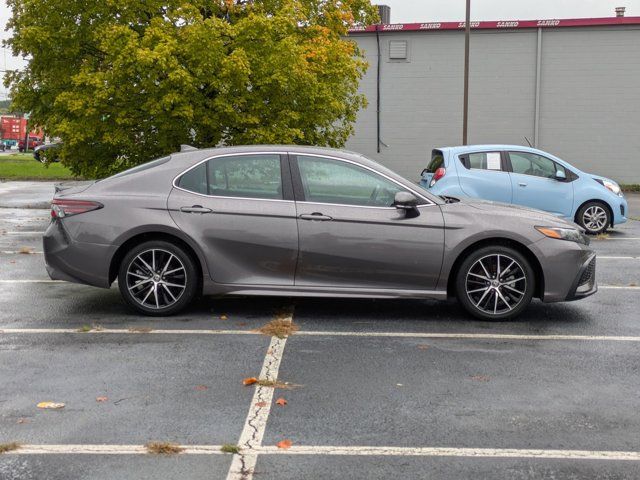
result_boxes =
[394,191,419,212]
[554,170,567,181]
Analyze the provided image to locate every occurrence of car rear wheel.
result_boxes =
[118,240,198,316]
[576,201,610,235]
[455,246,535,321]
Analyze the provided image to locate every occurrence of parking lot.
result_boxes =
[1,181,639,479]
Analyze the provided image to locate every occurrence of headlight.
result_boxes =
[535,226,589,245]
[594,178,622,197]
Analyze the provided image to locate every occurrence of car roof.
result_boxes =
[436,144,551,156]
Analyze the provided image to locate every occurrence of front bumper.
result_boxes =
[43,219,115,288]
[565,253,597,301]
[612,195,628,226]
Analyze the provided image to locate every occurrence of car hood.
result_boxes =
[451,197,580,229]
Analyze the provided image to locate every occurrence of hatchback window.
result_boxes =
[460,152,503,171]
[509,152,565,179]
[178,154,283,199]
[297,155,402,207]
[425,150,445,173]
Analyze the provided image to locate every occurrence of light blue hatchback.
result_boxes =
[419,145,628,234]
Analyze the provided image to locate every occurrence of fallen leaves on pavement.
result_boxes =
[0,442,21,454]
[275,397,287,406]
[243,377,258,386]
[95,396,108,403]
[470,375,490,382]
[194,385,208,391]
[145,442,183,455]
[37,401,65,409]
[276,439,292,449]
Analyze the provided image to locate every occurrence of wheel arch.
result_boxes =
[574,199,614,228]
[446,237,544,300]
[108,229,206,288]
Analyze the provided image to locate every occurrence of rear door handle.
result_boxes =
[299,212,333,221]
[180,205,213,214]
[518,182,527,187]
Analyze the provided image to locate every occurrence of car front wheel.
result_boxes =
[455,246,535,321]
[118,240,199,316]
[576,201,610,235]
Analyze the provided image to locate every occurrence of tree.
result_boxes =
[4,0,377,177]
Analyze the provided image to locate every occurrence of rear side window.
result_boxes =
[425,150,445,173]
[459,152,503,171]
[107,156,171,180]
[177,154,283,200]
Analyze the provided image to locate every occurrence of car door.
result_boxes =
[456,151,512,203]
[168,152,299,285]
[291,153,444,290]
[507,151,574,218]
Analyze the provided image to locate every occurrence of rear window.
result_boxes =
[106,156,171,180]
[425,150,445,173]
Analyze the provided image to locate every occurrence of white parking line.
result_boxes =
[6,444,640,462]
[227,309,293,480]
[2,328,640,342]
[0,251,44,254]
[0,279,62,283]
[5,444,225,455]
[599,256,640,260]
[3,231,45,235]
[255,445,640,461]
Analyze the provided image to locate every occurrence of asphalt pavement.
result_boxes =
[1,181,639,479]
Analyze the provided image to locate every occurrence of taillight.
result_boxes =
[51,199,103,218]
[429,167,446,187]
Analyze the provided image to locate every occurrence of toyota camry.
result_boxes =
[43,145,597,320]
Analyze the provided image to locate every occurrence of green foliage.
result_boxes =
[4,0,377,178]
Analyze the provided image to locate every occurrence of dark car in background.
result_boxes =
[33,142,62,163]
[44,145,597,320]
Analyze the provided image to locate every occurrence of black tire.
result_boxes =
[576,201,611,235]
[118,240,199,316]
[455,245,535,321]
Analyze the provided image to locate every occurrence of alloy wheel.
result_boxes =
[125,248,187,310]
[465,254,527,316]
[582,205,608,233]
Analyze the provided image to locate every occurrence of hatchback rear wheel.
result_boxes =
[455,246,535,321]
[118,240,198,316]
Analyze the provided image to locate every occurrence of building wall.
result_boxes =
[346,26,640,183]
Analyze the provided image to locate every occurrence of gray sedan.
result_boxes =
[43,145,596,320]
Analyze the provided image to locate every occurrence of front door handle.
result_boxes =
[180,205,213,214]
[518,182,527,187]
[299,212,333,221]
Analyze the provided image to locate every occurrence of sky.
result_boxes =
[1,0,639,100]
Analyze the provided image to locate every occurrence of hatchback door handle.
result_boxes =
[299,212,333,221]
[518,182,527,187]
[180,205,213,214]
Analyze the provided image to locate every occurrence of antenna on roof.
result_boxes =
[524,136,533,147]
[180,144,198,152]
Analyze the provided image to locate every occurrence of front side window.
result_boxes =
[509,152,564,179]
[460,152,503,171]
[297,155,403,207]
[177,154,283,200]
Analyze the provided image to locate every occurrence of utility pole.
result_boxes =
[462,0,471,145]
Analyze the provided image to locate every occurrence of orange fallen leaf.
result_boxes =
[276,439,292,449]
[470,375,490,382]
[417,344,430,350]
[37,401,65,409]
[17,418,28,424]
[194,385,208,391]
[275,397,287,406]
[243,377,258,386]
[96,396,108,402]
[255,401,267,407]
[220,315,228,320]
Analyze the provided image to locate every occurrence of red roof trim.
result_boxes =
[348,17,640,33]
